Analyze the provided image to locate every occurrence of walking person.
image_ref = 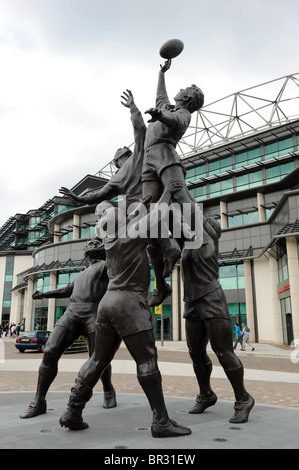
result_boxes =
[233,323,243,351]
[242,323,255,351]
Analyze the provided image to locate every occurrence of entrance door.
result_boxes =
[155,317,172,340]
[286,313,294,345]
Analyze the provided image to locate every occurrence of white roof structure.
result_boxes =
[178,73,299,159]
[96,73,299,179]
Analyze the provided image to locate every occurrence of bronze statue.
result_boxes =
[59,90,177,308]
[182,216,254,423]
[59,181,192,438]
[20,238,116,419]
[141,59,205,306]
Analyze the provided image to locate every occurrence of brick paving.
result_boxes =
[1,339,299,409]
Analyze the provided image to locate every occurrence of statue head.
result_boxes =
[83,238,105,260]
[113,146,132,169]
[174,85,204,113]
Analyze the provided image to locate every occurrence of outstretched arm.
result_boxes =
[121,89,146,150]
[59,184,118,206]
[32,282,74,300]
[157,59,171,103]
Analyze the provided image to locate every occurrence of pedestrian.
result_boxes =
[242,323,255,351]
[2,323,8,338]
[233,323,243,350]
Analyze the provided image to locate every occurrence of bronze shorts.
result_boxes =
[183,288,231,321]
[96,290,153,337]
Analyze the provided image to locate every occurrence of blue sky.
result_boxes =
[0,0,298,226]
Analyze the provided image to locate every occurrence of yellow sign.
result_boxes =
[155,305,162,315]
[153,278,162,314]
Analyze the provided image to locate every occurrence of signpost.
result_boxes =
[154,278,164,346]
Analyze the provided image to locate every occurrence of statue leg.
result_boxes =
[20,325,77,419]
[85,332,116,409]
[185,318,217,414]
[207,318,255,423]
[147,240,172,307]
[143,179,181,306]
[160,165,203,247]
[124,330,191,438]
[59,332,121,430]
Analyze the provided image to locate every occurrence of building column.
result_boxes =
[53,224,60,244]
[244,260,256,339]
[286,236,299,341]
[179,271,186,341]
[14,291,22,325]
[73,214,80,240]
[257,192,266,222]
[47,271,57,331]
[24,277,34,331]
[171,266,180,341]
[220,200,228,229]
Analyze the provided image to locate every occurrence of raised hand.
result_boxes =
[144,107,162,123]
[160,59,172,73]
[121,89,134,108]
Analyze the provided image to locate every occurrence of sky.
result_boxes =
[0,0,298,227]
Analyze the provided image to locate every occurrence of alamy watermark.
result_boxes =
[95,197,203,249]
[290,339,299,364]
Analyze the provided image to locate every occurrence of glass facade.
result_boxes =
[187,134,298,203]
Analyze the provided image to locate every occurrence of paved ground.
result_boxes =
[1,337,299,450]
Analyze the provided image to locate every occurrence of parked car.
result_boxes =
[15,330,51,353]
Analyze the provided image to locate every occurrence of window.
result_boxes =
[35,274,50,293]
[249,170,263,187]
[219,264,245,290]
[60,231,73,241]
[228,210,258,227]
[235,170,263,192]
[33,307,48,330]
[80,226,96,239]
[57,204,75,214]
[189,185,207,201]
[264,137,294,161]
[209,156,232,176]
[235,173,249,191]
[266,161,295,184]
[209,178,233,198]
[56,270,80,289]
[186,164,206,183]
[278,252,288,283]
[235,147,261,169]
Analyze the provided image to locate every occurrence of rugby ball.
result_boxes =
[159,39,184,59]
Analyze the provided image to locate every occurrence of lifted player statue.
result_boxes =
[20,238,116,419]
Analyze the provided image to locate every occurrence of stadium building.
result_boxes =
[1,73,299,345]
